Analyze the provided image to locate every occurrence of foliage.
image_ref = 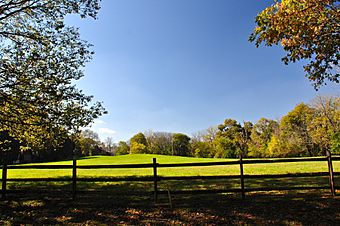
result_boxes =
[0,131,20,164]
[115,141,130,155]
[216,119,252,158]
[130,133,148,146]
[214,136,238,158]
[192,141,214,158]
[250,0,340,88]
[0,0,105,154]
[130,142,148,154]
[249,118,279,157]
[129,132,148,154]
[172,133,191,156]
[144,130,173,155]
[191,127,217,158]
[114,95,339,159]
[310,96,340,151]
[279,103,317,156]
[102,137,116,155]
[331,132,340,154]
[76,129,101,156]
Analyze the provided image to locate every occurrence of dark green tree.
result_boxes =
[216,119,252,158]
[172,133,191,156]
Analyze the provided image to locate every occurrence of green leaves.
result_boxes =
[0,0,105,152]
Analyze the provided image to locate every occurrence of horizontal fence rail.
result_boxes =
[1,151,339,201]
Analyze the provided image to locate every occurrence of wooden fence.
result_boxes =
[1,151,339,202]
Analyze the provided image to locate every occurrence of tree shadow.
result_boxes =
[1,189,339,225]
[1,177,340,225]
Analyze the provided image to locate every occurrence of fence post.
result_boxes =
[1,164,7,199]
[326,150,336,196]
[153,158,158,203]
[72,159,77,200]
[239,155,245,200]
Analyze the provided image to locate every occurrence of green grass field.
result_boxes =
[3,154,339,178]
[2,154,339,192]
[2,154,340,225]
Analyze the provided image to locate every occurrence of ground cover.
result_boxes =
[3,154,339,178]
[1,154,339,196]
[1,155,339,225]
[1,190,339,225]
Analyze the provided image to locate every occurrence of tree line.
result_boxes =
[112,95,339,158]
[3,94,335,163]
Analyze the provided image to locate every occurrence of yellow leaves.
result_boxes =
[130,141,147,154]
[250,0,339,87]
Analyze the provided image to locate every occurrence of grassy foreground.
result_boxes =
[2,154,339,193]
[1,154,340,225]
[3,154,340,178]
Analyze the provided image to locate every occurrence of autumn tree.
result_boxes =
[250,0,339,88]
[0,0,105,153]
[279,103,317,156]
[130,132,148,154]
[309,96,340,153]
[249,118,279,157]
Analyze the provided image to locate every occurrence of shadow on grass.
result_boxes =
[1,189,340,225]
[1,176,340,225]
[4,175,339,194]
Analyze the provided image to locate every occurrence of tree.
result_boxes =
[130,132,148,154]
[309,96,340,153]
[115,141,130,155]
[144,130,173,155]
[279,103,317,156]
[249,118,279,157]
[0,0,105,153]
[192,141,213,158]
[331,132,340,154]
[190,128,218,158]
[216,119,252,158]
[238,121,253,157]
[104,137,116,155]
[172,133,191,156]
[0,131,20,164]
[250,0,339,88]
[76,129,100,156]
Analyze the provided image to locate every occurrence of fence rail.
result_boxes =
[1,151,339,201]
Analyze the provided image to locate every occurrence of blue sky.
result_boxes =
[66,0,339,142]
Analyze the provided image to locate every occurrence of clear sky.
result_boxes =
[66,0,339,142]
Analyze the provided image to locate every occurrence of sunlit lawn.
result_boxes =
[2,154,339,178]
[1,154,339,192]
